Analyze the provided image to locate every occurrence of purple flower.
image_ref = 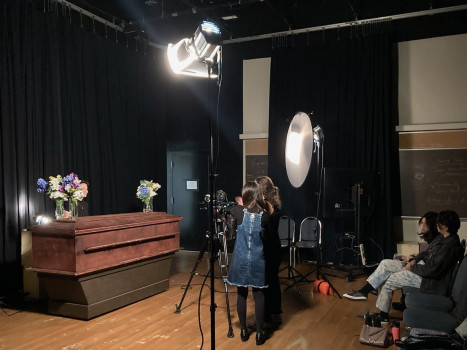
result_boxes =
[140,186,149,195]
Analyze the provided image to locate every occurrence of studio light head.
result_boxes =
[167,20,222,78]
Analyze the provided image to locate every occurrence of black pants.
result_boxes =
[237,286,265,333]
[265,258,282,316]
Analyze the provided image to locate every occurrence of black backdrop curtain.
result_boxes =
[0,0,168,291]
[268,33,400,262]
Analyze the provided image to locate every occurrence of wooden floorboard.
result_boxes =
[0,251,404,350]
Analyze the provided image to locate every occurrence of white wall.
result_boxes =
[242,58,271,135]
[399,33,467,126]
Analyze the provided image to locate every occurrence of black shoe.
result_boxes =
[392,302,406,311]
[256,331,267,346]
[240,329,250,342]
[343,290,368,300]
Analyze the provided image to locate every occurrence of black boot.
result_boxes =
[240,329,250,342]
[256,331,267,346]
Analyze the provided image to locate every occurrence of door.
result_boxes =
[167,151,209,251]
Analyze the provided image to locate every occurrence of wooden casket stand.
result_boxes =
[30,212,181,320]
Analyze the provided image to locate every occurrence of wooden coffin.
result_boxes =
[30,212,181,319]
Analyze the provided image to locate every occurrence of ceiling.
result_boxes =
[67,0,467,44]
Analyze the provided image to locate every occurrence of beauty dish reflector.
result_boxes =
[285,111,314,188]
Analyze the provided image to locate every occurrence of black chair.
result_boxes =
[403,255,467,333]
[294,216,322,267]
[277,216,306,294]
[278,215,296,270]
[285,217,341,297]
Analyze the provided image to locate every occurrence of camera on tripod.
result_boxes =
[199,190,238,239]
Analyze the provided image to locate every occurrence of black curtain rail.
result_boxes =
[47,0,123,32]
[224,4,467,44]
[41,0,166,49]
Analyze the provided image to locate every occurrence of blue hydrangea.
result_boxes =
[37,178,47,193]
[140,186,149,195]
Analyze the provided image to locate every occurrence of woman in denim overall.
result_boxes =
[227,181,270,345]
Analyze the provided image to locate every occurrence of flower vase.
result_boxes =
[69,199,79,220]
[55,199,64,220]
[143,198,153,213]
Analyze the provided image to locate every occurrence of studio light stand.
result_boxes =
[298,128,340,297]
[168,21,228,348]
[284,121,340,297]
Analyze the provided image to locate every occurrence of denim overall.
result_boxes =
[227,209,267,288]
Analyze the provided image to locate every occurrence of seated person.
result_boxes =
[394,212,440,263]
[344,210,463,323]
[392,212,440,310]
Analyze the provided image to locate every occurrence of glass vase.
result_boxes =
[55,199,64,220]
[143,197,153,213]
[69,199,79,220]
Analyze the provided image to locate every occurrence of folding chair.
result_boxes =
[286,217,341,297]
[277,216,305,294]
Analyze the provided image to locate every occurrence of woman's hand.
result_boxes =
[266,200,274,214]
[405,259,416,271]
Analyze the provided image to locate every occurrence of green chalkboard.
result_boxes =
[399,148,467,217]
[246,155,268,182]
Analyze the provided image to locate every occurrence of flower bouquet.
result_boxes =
[37,172,83,220]
[61,172,83,219]
[136,180,161,213]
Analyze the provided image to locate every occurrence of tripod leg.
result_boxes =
[223,278,234,338]
[318,268,342,299]
[218,232,234,338]
[174,234,209,313]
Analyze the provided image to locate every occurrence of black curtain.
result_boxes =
[269,33,400,262]
[0,0,168,292]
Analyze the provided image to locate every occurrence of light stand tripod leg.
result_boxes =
[218,233,234,338]
[222,278,234,338]
[285,246,341,298]
[280,246,309,295]
[317,268,342,298]
[174,234,209,314]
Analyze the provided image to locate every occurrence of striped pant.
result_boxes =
[367,259,422,313]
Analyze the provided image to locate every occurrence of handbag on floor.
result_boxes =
[359,314,389,347]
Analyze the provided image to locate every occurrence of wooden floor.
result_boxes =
[0,251,405,350]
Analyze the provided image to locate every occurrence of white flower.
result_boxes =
[73,190,84,201]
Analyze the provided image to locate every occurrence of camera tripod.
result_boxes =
[174,216,234,338]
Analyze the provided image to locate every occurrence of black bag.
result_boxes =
[395,333,464,349]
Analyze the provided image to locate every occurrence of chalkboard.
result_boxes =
[246,155,268,182]
[399,149,467,217]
